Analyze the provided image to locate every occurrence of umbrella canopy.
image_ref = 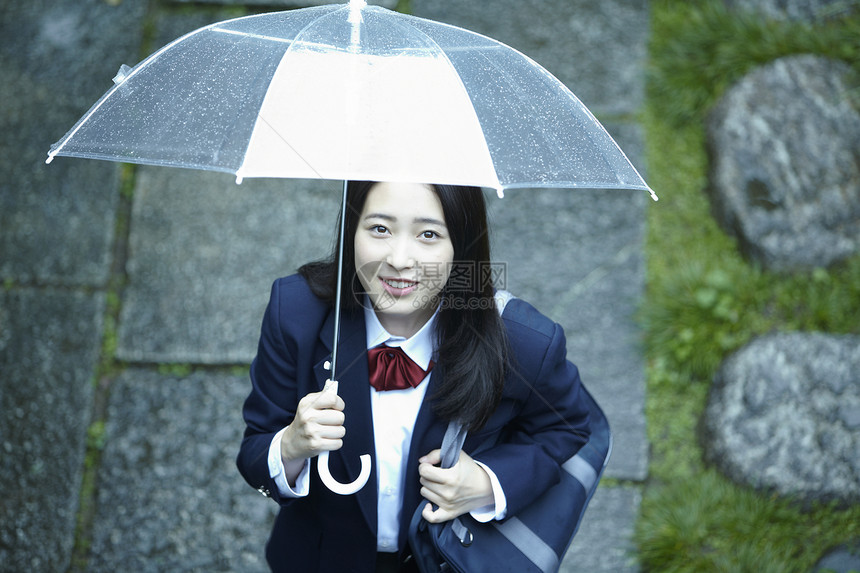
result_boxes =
[47,0,654,199]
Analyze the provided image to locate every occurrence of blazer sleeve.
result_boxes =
[472,314,591,518]
[236,278,307,506]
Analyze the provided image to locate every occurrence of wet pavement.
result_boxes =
[0,1,650,570]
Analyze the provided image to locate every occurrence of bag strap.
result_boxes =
[439,290,515,469]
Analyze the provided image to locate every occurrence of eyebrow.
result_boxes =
[363,213,447,227]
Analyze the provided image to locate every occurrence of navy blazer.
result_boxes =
[237,275,591,573]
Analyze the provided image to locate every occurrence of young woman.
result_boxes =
[237,181,591,573]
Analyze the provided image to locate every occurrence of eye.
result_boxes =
[369,224,389,235]
[420,230,439,240]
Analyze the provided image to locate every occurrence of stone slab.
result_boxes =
[704,332,860,504]
[89,368,275,572]
[560,263,649,482]
[815,541,860,573]
[563,485,642,572]
[0,0,145,288]
[117,168,340,363]
[0,288,104,571]
[724,0,857,20]
[706,55,860,271]
[412,0,649,116]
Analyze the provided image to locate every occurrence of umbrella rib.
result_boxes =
[211,27,294,45]
[213,29,359,54]
[241,114,326,181]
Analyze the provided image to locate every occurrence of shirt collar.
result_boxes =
[363,302,438,371]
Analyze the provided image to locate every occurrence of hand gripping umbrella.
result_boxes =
[47,0,655,495]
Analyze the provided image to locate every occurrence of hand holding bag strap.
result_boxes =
[440,418,560,572]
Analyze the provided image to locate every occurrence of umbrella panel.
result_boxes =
[403,16,646,191]
[47,30,284,171]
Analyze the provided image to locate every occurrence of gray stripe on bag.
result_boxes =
[492,517,558,573]
[563,454,597,491]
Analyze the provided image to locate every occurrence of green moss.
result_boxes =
[638,471,860,572]
[70,420,109,570]
[229,364,249,378]
[158,363,194,377]
[649,0,860,127]
[395,0,413,14]
[118,163,136,201]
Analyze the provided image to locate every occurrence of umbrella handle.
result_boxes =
[315,378,372,495]
[317,451,372,495]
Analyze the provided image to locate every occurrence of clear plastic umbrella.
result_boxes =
[46,0,654,495]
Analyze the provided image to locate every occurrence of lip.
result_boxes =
[379,276,418,296]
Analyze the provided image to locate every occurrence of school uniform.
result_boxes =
[237,274,591,572]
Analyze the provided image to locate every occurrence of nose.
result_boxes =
[385,236,415,270]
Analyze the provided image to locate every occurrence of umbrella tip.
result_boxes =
[349,0,367,21]
[648,187,659,202]
[495,187,505,199]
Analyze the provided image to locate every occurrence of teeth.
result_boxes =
[384,279,415,289]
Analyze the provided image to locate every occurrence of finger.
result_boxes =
[418,449,442,465]
[418,462,450,485]
[420,480,459,511]
[419,484,445,507]
[308,409,345,427]
[313,419,346,438]
[309,421,345,439]
[311,437,344,453]
[422,502,455,524]
[310,390,345,411]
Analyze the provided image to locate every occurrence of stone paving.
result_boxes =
[0,1,650,571]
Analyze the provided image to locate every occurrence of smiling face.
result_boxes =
[354,182,455,338]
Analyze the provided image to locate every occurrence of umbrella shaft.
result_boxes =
[330,180,349,381]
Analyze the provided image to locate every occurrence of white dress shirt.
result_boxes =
[267,304,507,553]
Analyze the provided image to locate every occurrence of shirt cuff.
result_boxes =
[470,461,508,522]
[268,427,310,497]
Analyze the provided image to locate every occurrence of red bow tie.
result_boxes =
[367,345,433,392]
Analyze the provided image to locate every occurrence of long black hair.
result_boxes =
[299,181,509,431]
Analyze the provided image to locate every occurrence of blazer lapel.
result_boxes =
[398,373,448,546]
[314,309,378,535]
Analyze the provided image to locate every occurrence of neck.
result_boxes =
[376,305,437,339]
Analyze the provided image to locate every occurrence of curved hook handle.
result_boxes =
[317,451,372,495]
[315,379,371,495]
